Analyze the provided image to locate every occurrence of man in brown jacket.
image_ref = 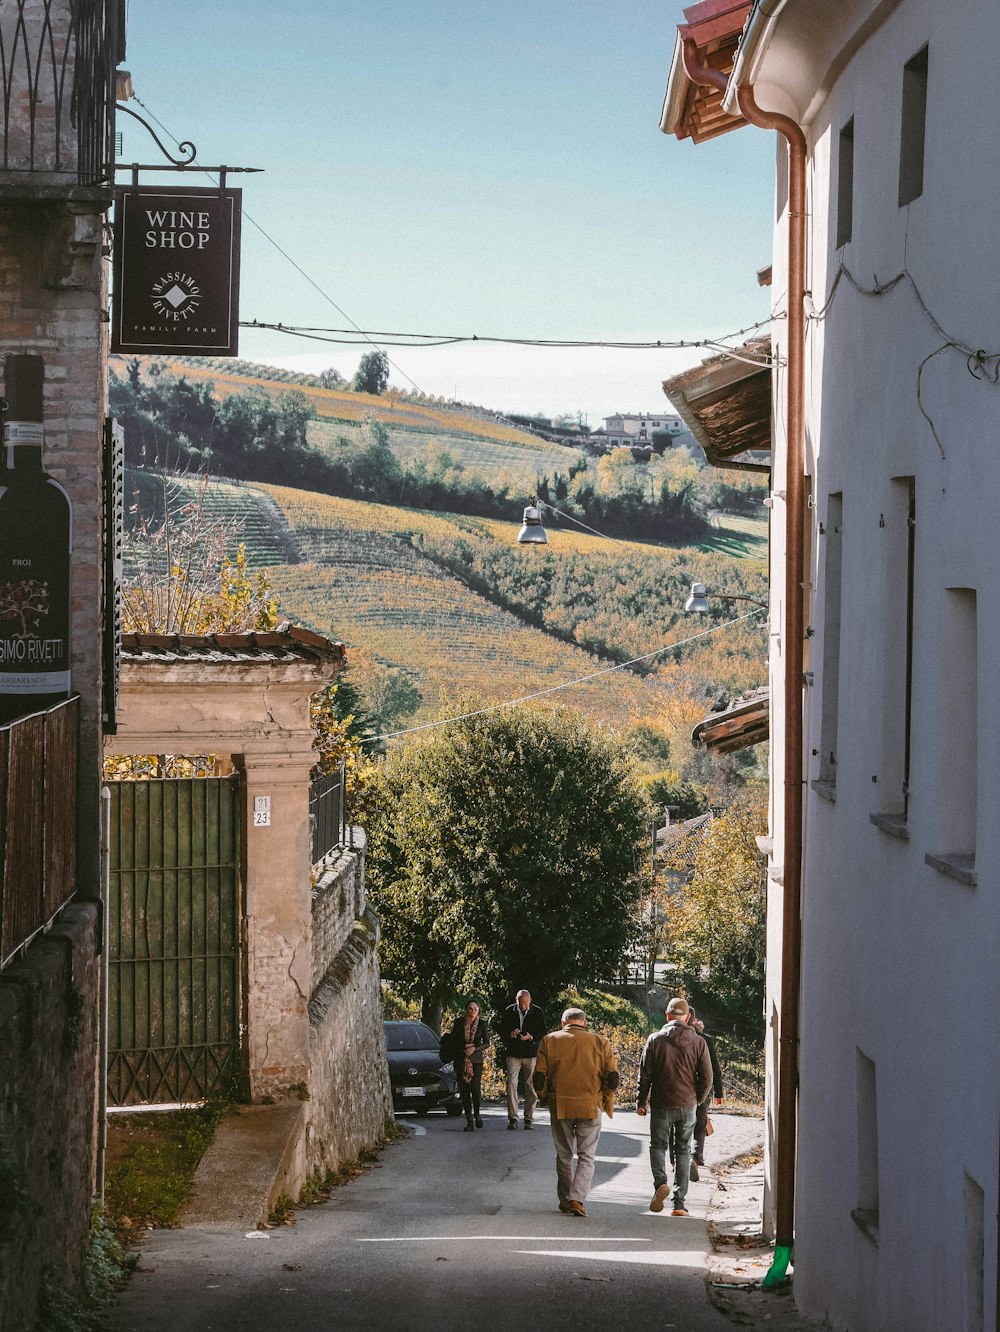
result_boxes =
[636,996,713,1217]
[533,1007,619,1217]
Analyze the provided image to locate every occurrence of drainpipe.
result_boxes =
[96,784,112,1204]
[681,35,807,1288]
[735,81,806,1289]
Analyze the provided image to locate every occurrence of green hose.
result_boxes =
[761,1243,792,1289]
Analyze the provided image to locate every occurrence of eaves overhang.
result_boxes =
[663,338,771,468]
[659,0,752,143]
[692,686,769,753]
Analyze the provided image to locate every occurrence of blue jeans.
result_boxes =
[650,1106,697,1205]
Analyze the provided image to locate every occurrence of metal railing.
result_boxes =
[1,0,123,186]
[0,695,79,969]
[310,762,347,869]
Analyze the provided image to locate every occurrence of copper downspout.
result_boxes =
[735,82,806,1266]
[681,35,808,1264]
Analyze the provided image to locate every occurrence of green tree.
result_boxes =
[365,704,651,1024]
[364,666,422,737]
[662,793,767,1025]
[353,349,390,395]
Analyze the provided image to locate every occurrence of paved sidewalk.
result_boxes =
[702,1120,828,1330]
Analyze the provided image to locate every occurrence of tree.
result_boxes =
[661,792,767,1025]
[365,704,651,1024]
[319,366,346,388]
[353,349,389,396]
[310,667,380,796]
[364,665,422,737]
[121,474,276,634]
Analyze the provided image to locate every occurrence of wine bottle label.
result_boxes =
[0,571,70,692]
[2,421,44,446]
[0,474,72,709]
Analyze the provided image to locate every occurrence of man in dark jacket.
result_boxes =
[688,1006,724,1180]
[636,996,713,1216]
[497,989,546,1129]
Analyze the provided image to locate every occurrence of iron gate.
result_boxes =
[107,776,242,1105]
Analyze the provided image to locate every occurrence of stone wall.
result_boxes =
[307,844,391,1174]
[0,903,100,1331]
[310,830,367,993]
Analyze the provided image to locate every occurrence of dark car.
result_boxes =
[383,1020,462,1116]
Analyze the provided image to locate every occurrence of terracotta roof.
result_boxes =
[692,686,769,753]
[663,338,771,467]
[120,624,345,667]
[660,0,752,144]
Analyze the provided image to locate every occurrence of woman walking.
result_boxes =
[447,1000,489,1130]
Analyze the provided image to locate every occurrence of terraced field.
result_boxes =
[125,470,296,570]
[260,486,767,726]
[308,418,577,488]
[265,561,670,731]
[142,357,552,450]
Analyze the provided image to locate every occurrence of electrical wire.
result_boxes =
[805,259,1000,459]
[363,608,766,746]
[238,315,779,361]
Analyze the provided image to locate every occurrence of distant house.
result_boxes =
[601,411,686,448]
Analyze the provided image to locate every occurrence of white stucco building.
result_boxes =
[663,2,1000,1329]
[601,411,685,446]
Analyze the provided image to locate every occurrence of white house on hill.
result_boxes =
[601,411,685,447]
[663,1,1000,1329]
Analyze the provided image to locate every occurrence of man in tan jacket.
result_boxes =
[533,1007,619,1217]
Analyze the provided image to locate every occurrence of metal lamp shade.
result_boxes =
[685,581,710,613]
[517,505,548,544]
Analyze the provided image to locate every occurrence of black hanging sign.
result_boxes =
[111,185,242,356]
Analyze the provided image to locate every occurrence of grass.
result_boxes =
[104,1101,235,1245]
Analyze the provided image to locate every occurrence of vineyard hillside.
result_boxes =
[258,486,768,727]
[118,356,583,476]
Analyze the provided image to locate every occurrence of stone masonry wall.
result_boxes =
[310,829,367,994]
[307,843,391,1175]
[0,903,100,1332]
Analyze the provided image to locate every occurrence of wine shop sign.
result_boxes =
[111,185,242,356]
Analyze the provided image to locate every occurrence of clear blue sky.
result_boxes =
[120,1,776,422]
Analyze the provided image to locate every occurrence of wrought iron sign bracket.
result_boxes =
[114,104,262,189]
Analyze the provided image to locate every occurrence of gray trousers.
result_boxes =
[505,1056,537,1122]
[549,1116,602,1204]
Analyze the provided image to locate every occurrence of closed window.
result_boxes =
[818,493,843,786]
[899,44,929,206]
[836,117,854,247]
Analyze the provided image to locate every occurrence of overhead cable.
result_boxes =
[363,608,766,746]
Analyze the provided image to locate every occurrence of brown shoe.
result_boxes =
[689,1160,700,1182]
[649,1184,670,1213]
[568,1200,587,1217]
[671,1207,690,1216]
[558,1201,574,1214]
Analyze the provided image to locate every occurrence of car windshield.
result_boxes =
[384,1022,438,1052]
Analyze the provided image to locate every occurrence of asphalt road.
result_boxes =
[107,1107,742,1331]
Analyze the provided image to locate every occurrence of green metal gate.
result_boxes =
[107,777,242,1105]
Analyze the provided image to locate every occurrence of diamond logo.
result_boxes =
[150,270,203,322]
